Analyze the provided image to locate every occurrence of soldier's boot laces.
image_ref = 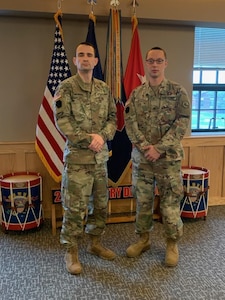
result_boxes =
[87,235,116,260]
[165,239,179,267]
[126,232,151,258]
[64,245,82,275]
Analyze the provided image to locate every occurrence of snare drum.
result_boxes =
[180,166,209,219]
[0,172,43,231]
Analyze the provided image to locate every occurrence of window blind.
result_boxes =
[194,27,225,68]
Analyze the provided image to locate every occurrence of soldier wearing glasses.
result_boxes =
[124,47,191,267]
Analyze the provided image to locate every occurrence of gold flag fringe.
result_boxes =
[54,9,64,42]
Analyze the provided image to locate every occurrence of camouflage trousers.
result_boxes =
[132,159,184,240]
[60,163,108,247]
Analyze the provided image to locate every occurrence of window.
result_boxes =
[192,28,225,132]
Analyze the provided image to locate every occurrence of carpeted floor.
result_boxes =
[1,205,225,300]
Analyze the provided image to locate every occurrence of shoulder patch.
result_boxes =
[183,101,190,108]
[125,99,131,113]
[56,100,62,108]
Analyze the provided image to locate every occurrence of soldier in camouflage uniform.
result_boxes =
[53,42,117,275]
[124,47,191,267]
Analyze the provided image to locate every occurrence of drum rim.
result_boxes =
[182,166,209,177]
[0,172,41,185]
[1,171,41,178]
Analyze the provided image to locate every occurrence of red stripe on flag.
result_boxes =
[36,138,61,177]
[40,96,66,144]
[37,114,64,161]
[41,96,55,123]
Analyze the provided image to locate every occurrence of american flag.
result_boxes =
[35,10,71,183]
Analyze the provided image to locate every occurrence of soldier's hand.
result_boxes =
[143,145,161,162]
[88,134,104,153]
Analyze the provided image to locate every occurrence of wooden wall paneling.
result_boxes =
[24,150,42,173]
[189,146,223,203]
[182,146,190,166]
[1,139,225,222]
[0,152,16,175]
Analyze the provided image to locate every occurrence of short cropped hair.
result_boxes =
[75,42,96,57]
[146,47,167,60]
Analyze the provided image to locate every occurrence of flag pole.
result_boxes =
[57,0,63,10]
[55,1,64,40]
[110,0,120,8]
[87,0,96,22]
[131,0,139,13]
[87,0,97,15]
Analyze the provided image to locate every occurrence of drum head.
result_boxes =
[182,169,207,175]
[2,174,39,183]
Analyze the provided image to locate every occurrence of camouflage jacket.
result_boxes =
[124,78,191,163]
[53,74,117,164]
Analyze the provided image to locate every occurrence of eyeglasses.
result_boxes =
[146,58,165,65]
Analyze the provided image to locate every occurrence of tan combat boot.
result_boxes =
[126,232,151,258]
[64,245,82,275]
[165,239,179,267]
[87,235,116,260]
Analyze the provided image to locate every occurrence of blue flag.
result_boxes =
[86,13,103,80]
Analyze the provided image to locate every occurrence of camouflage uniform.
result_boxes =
[124,79,190,240]
[53,74,117,247]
